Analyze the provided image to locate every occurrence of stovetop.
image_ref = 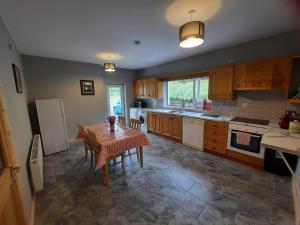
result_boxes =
[230,117,270,126]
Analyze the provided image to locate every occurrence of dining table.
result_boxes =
[76,123,150,186]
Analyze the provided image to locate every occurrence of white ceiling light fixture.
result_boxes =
[104,56,116,72]
[179,10,204,48]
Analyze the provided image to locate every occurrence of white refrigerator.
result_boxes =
[36,99,69,155]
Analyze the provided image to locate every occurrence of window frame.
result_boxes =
[165,76,209,109]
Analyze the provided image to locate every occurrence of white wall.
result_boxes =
[0,16,33,223]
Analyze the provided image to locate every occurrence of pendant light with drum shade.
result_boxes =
[179,10,204,48]
[104,56,116,72]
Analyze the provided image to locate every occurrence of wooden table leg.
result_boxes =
[136,147,140,162]
[139,146,143,168]
[121,153,126,174]
[102,161,109,186]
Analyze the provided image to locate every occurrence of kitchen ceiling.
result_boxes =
[0,0,299,70]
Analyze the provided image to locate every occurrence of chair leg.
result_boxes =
[90,150,94,169]
[139,146,143,168]
[136,147,140,162]
[121,153,126,174]
[84,143,88,160]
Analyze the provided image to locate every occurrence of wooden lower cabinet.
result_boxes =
[204,120,228,155]
[147,112,162,134]
[148,112,182,141]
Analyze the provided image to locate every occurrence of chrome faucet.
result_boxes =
[179,100,185,113]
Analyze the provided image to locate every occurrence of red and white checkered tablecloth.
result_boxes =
[76,123,150,169]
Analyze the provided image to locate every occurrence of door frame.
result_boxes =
[106,84,127,118]
[0,81,27,225]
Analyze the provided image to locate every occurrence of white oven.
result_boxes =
[227,122,269,159]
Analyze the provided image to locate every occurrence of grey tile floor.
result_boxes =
[36,133,295,225]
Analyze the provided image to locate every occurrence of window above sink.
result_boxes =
[165,77,212,110]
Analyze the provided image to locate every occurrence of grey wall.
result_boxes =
[22,55,138,139]
[0,16,33,222]
[138,30,300,78]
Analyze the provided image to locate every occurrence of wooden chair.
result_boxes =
[77,124,94,167]
[127,119,142,161]
[118,115,126,127]
[87,130,126,183]
[130,119,142,130]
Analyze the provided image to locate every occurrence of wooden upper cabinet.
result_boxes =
[209,65,234,100]
[233,57,292,90]
[134,80,145,98]
[134,78,163,99]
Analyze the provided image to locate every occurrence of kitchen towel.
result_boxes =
[236,131,251,146]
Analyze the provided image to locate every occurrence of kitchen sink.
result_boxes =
[201,114,221,118]
[169,110,181,114]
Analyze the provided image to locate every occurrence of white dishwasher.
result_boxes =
[183,117,204,150]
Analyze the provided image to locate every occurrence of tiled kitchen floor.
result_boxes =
[36,133,294,225]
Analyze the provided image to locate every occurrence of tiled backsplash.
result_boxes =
[143,90,300,123]
[213,91,300,123]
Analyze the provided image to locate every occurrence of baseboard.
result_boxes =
[30,198,35,225]
[292,177,300,225]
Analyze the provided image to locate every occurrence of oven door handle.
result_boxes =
[231,131,261,138]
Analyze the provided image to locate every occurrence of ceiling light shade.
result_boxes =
[104,63,116,72]
[179,21,204,48]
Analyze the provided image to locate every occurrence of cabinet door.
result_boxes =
[135,80,145,98]
[148,79,158,98]
[143,80,149,98]
[234,60,274,90]
[209,66,234,100]
[161,115,172,137]
[147,112,154,131]
[171,116,182,140]
[154,113,162,134]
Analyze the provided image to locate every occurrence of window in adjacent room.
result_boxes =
[166,77,210,109]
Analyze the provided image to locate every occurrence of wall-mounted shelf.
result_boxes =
[288,99,300,104]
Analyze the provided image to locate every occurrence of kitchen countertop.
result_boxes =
[261,128,300,156]
[143,108,232,122]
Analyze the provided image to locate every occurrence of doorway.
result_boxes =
[106,84,126,117]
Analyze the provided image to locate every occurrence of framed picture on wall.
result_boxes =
[12,63,23,94]
[80,80,95,95]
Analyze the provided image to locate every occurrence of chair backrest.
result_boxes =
[129,119,142,131]
[77,124,88,140]
[118,115,126,127]
[87,130,100,153]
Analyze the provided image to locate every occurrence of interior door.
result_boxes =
[0,84,27,225]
